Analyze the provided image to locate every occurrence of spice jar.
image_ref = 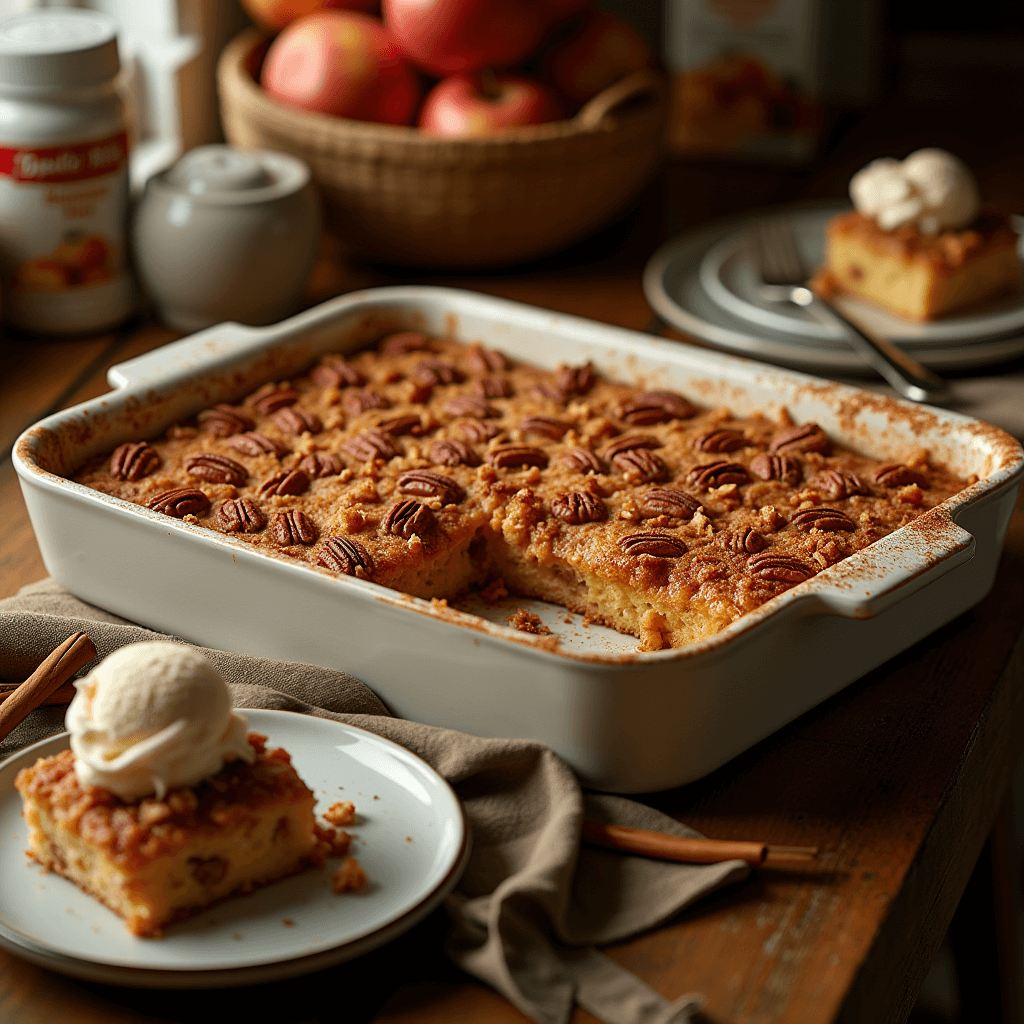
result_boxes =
[0,9,132,334]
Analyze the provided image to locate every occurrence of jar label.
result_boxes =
[0,129,131,332]
[0,131,128,184]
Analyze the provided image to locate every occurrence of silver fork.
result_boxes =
[748,217,950,404]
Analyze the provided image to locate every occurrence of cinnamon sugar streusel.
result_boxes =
[72,331,968,649]
[15,734,329,873]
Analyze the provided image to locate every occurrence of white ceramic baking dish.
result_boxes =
[13,287,1024,792]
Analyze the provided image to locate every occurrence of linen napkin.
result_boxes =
[1,579,749,1024]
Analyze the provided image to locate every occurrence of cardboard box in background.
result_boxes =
[662,0,882,164]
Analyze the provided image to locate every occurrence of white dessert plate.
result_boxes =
[698,205,1024,345]
[644,203,1024,375]
[0,709,469,988]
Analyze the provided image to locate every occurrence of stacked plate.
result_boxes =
[643,202,1024,375]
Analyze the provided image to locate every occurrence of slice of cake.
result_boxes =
[817,148,1020,321]
[15,643,330,936]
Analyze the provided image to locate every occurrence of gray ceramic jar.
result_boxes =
[133,145,320,332]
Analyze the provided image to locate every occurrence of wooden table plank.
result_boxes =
[0,330,121,459]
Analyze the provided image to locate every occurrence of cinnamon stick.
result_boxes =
[0,632,97,743]
[0,681,77,706]
[582,821,818,867]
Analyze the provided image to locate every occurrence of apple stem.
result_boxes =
[480,67,500,101]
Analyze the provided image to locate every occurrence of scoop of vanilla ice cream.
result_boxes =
[66,642,255,802]
[849,148,980,234]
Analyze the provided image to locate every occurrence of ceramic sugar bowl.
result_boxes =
[133,145,320,332]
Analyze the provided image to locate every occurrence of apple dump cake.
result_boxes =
[15,643,338,936]
[816,148,1020,321]
[71,333,968,650]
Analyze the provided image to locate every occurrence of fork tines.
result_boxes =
[749,217,807,287]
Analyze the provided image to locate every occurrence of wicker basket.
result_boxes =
[217,29,667,269]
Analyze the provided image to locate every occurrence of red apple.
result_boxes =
[543,10,654,106]
[383,0,547,76]
[241,0,379,33]
[418,72,565,137]
[261,11,420,124]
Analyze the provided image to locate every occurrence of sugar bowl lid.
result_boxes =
[157,145,311,206]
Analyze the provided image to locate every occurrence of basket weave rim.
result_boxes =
[219,28,668,149]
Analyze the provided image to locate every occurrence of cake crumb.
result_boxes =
[331,830,353,857]
[507,609,551,635]
[479,577,509,604]
[232,932,242,940]
[324,801,356,826]
[282,919,295,927]
[333,857,368,893]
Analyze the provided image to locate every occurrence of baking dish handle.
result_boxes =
[815,511,976,620]
[107,322,263,390]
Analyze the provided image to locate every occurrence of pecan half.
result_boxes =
[258,469,309,497]
[613,449,669,482]
[619,532,687,557]
[872,463,928,488]
[430,439,480,467]
[750,452,802,486]
[473,375,512,399]
[147,488,210,518]
[562,448,605,473]
[529,381,567,403]
[415,359,462,386]
[619,390,697,425]
[639,488,702,520]
[252,386,300,416]
[344,389,390,415]
[343,429,398,462]
[397,470,465,505]
[311,360,365,388]
[297,452,343,478]
[488,444,549,469]
[466,343,506,373]
[686,460,750,490]
[790,507,857,532]
[769,423,831,455]
[457,420,501,443]
[273,406,322,436]
[382,500,434,539]
[318,536,374,576]
[811,468,868,500]
[603,434,661,459]
[185,454,248,486]
[217,497,265,533]
[377,414,422,436]
[109,442,160,481]
[445,395,493,419]
[197,405,254,437]
[556,362,596,396]
[718,526,766,553]
[228,431,290,458]
[519,416,568,440]
[692,428,746,453]
[270,509,317,545]
[747,551,816,583]
[551,491,605,524]
[380,331,430,355]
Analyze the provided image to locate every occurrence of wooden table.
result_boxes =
[2,106,1024,1024]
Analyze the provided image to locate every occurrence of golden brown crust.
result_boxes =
[69,334,968,646]
[827,210,1018,274]
[14,733,314,873]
